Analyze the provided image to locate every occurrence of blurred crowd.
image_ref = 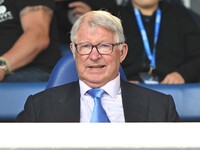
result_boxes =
[0,0,200,84]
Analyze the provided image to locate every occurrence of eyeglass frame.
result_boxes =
[73,42,123,55]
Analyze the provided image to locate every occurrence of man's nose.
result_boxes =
[88,47,101,59]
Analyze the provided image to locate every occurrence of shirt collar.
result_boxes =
[79,73,121,98]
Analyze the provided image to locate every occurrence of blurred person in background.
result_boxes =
[0,0,61,82]
[118,0,200,84]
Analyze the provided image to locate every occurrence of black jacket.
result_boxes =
[17,80,179,122]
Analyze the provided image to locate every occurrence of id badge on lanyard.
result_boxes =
[134,8,161,84]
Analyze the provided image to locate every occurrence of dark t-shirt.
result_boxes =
[0,0,61,73]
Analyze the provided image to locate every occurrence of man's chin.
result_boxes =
[83,77,106,88]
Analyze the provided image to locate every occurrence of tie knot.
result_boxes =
[87,88,105,99]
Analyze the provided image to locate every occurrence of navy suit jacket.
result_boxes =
[16,80,179,122]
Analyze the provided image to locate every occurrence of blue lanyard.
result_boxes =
[134,8,161,71]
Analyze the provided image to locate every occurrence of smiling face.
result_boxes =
[70,23,128,88]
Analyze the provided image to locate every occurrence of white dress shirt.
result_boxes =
[79,74,125,123]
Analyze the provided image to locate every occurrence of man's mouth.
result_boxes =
[88,65,105,68]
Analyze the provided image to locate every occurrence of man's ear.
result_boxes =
[70,43,74,53]
[70,43,76,58]
[120,43,128,63]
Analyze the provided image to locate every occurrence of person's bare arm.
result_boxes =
[0,5,53,80]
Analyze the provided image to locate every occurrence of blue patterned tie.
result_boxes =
[87,88,110,122]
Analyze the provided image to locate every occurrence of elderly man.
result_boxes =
[17,10,179,122]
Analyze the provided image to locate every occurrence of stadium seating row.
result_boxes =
[0,82,200,122]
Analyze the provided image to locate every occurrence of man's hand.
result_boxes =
[68,1,92,18]
[161,72,185,84]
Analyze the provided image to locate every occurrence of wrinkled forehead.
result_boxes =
[75,22,116,43]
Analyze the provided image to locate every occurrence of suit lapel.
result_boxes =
[121,80,149,122]
[51,82,81,122]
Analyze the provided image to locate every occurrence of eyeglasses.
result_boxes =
[74,42,123,55]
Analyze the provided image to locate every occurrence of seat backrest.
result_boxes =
[46,51,78,89]
[46,51,127,89]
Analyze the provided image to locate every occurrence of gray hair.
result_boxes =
[70,10,125,44]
